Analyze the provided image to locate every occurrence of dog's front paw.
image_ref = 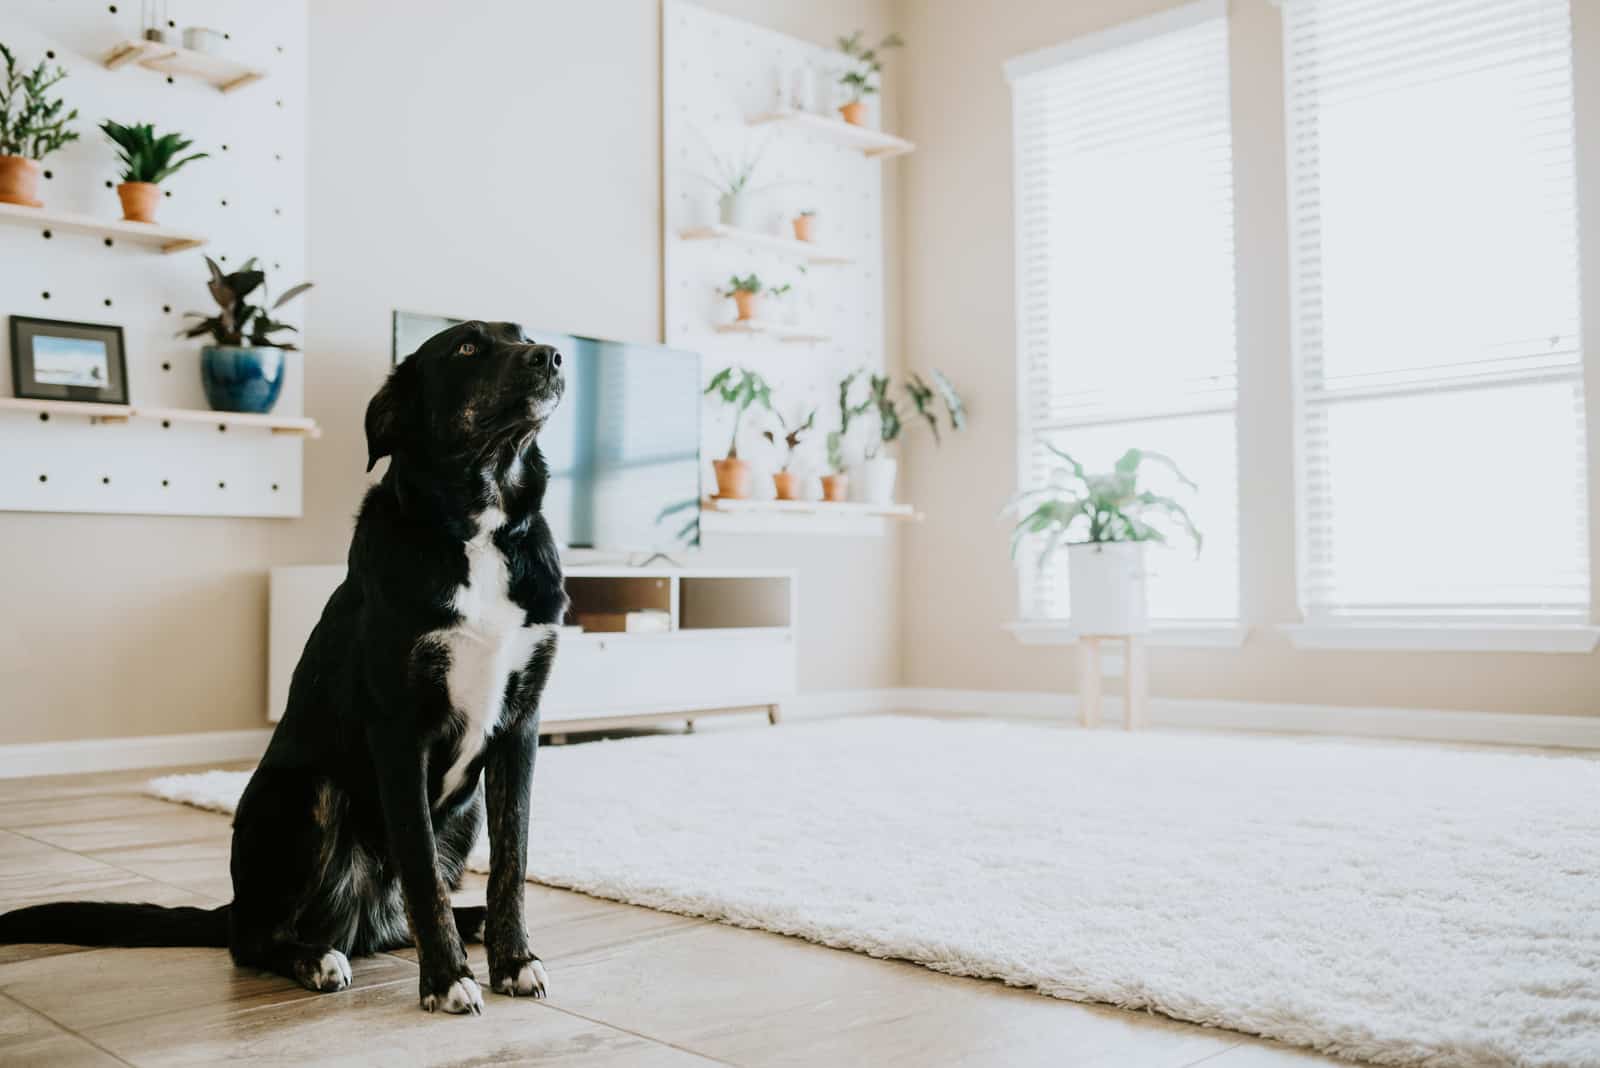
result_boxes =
[490,956,548,999]
[293,948,352,993]
[421,975,483,1015]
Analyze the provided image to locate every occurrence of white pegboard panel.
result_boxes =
[663,1,891,494]
[0,1,308,518]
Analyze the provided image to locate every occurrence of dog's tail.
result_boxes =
[0,901,231,948]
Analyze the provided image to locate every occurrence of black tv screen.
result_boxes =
[392,312,701,552]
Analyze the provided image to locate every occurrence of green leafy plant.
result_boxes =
[766,282,792,299]
[719,273,764,296]
[826,368,966,466]
[697,139,770,199]
[837,31,904,104]
[703,367,774,460]
[905,369,966,445]
[99,121,208,184]
[763,408,816,472]
[180,256,313,350]
[798,209,816,218]
[0,43,79,159]
[1005,447,1202,564]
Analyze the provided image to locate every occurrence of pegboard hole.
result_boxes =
[271,483,280,492]
[218,481,227,489]
[38,412,48,422]
[220,199,228,207]
[161,418,171,428]
[161,363,171,373]
[161,479,170,487]
[104,180,113,189]
[42,229,51,240]
[101,476,110,485]
[38,474,47,483]
[221,144,229,151]
[43,169,52,180]
[41,291,49,300]
[164,190,172,198]
[103,298,113,307]
[103,238,113,248]
[107,4,117,11]
[45,50,55,60]
[217,424,227,432]
[166,76,174,85]
[162,304,171,314]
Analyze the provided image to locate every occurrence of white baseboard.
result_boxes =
[871,687,1600,750]
[0,728,274,779]
[3,688,1594,780]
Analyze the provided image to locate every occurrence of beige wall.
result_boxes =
[897,0,1600,717]
[0,0,903,746]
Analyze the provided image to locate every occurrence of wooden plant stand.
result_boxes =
[1076,635,1149,730]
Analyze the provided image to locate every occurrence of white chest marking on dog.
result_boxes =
[434,506,554,801]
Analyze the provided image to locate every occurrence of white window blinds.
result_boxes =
[1283,0,1588,623]
[1007,0,1240,623]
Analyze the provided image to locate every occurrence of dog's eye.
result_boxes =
[458,343,476,356]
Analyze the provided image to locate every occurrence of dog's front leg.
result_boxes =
[370,731,481,1015]
[484,719,546,998]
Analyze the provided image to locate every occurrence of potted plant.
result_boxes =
[837,368,965,505]
[697,141,769,230]
[792,209,816,242]
[836,31,903,126]
[179,256,313,414]
[720,274,769,322]
[764,407,815,500]
[704,366,773,499]
[0,44,79,208]
[1005,447,1202,634]
[100,121,208,224]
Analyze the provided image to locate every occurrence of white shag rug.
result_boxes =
[147,717,1600,1067]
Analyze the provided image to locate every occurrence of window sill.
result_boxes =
[1004,621,1251,648]
[1279,623,1600,654]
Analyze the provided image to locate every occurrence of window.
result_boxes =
[1006,0,1240,624]
[1283,0,1588,625]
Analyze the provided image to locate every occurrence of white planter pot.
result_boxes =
[719,192,755,229]
[849,457,897,505]
[1066,542,1149,635]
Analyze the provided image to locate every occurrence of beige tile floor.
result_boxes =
[0,761,1343,1068]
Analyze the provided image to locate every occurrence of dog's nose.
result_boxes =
[526,345,560,372]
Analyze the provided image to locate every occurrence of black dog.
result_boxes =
[0,321,568,1015]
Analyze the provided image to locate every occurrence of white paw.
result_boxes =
[299,949,352,993]
[422,976,483,1015]
[493,959,549,999]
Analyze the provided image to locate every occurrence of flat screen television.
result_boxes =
[392,311,701,552]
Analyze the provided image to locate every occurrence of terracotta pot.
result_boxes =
[839,101,867,126]
[792,215,814,242]
[821,473,849,503]
[117,181,161,223]
[773,471,801,500]
[732,290,760,322]
[713,458,753,499]
[0,156,42,207]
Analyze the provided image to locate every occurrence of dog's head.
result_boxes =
[365,320,564,474]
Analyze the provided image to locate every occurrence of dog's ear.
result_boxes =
[365,357,421,472]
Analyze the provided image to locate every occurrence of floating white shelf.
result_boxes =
[712,320,830,344]
[101,39,266,93]
[746,110,915,159]
[699,496,918,536]
[0,201,206,254]
[678,224,853,266]
[0,397,320,438]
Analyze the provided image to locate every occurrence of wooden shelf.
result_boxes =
[699,496,918,536]
[702,497,918,519]
[679,224,853,265]
[0,397,319,438]
[101,39,266,93]
[747,111,915,159]
[713,320,830,344]
[0,201,205,254]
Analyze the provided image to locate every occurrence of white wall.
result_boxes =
[896,0,1600,717]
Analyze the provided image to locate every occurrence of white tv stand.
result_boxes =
[267,565,798,734]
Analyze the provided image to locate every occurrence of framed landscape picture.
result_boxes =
[9,316,129,405]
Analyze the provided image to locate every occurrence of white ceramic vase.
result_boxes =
[719,192,755,229]
[849,457,898,505]
[1065,542,1149,635]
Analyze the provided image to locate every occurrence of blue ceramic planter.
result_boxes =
[201,345,285,414]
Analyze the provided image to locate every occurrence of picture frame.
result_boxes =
[8,316,129,405]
